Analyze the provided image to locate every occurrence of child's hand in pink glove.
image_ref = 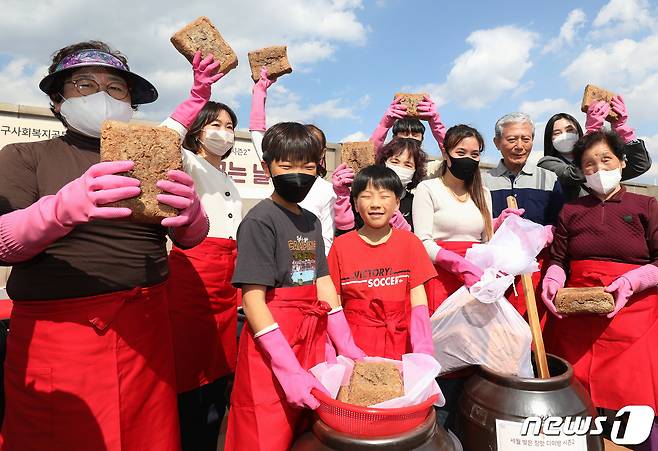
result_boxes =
[256,327,329,409]
[610,95,636,143]
[327,309,366,360]
[585,101,610,134]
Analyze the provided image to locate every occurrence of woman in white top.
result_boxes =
[249,68,336,254]
[413,125,494,312]
[161,53,242,451]
[412,124,520,431]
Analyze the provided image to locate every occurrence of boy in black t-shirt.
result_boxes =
[225,122,363,451]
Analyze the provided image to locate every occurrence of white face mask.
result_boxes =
[201,129,234,156]
[585,168,622,195]
[552,132,579,154]
[385,162,415,187]
[60,91,134,138]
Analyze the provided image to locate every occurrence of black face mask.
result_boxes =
[272,173,317,203]
[448,155,480,182]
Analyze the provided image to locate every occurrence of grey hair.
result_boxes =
[494,112,535,139]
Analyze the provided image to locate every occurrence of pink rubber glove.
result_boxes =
[416,95,446,150]
[255,327,329,409]
[541,264,567,318]
[610,95,636,143]
[249,66,275,132]
[585,100,610,134]
[332,163,355,230]
[326,309,366,360]
[0,161,139,263]
[543,225,555,248]
[492,207,525,231]
[170,51,224,129]
[409,305,434,356]
[371,98,407,153]
[434,248,483,288]
[389,209,411,231]
[605,264,658,318]
[156,170,209,248]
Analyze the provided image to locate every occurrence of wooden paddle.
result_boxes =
[506,196,550,379]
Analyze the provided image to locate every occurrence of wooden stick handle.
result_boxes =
[506,196,550,379]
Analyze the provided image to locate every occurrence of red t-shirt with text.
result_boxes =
[328,229,437,303]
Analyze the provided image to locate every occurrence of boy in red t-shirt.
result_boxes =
[328,165,437,359]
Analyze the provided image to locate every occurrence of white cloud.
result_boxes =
[264,85,365,125]
[0,0,369,123]
[412,26,538,110]
[592,0,656,38]
[0,59,50,107]
[518,98,583,125]
[341,131,369,142]
[542,9,587,54]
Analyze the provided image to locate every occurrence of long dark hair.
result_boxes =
[375,137,427,189]
[440,124,493,240]
[543,113,583,159]
[183,101,237,158]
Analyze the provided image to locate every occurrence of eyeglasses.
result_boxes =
[64,78,130,100]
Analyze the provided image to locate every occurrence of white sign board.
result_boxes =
[496,419,588,451]
[0,114,272,200]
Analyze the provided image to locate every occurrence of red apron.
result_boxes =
[544,260,658,411]
[224,285,330,451]
[1,283,180,451]
[344,298,409,360]
[425,241,476,314]
[167,237,238,393]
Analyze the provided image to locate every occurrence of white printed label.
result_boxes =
[496,419,588,450]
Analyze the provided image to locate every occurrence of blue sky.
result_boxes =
[1,0,658,181]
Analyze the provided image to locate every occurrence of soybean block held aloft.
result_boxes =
[554,287,615,315]
[100,121,182,224]
[580,84,618,122]
[170,16,239,75]
[394,92,428,118]
[341,141,375,173]
[248,45,293,82]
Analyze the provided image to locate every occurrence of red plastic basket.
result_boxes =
[312,389,438,438]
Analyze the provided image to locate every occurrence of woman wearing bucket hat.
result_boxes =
[0,40,209,451]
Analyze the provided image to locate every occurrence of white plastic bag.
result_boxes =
[430,215,546,377]
[310,353,445,408]
[431,287,533,377]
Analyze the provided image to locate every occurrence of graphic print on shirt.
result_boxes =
[340,266,410,289]
[289,235,318,285]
